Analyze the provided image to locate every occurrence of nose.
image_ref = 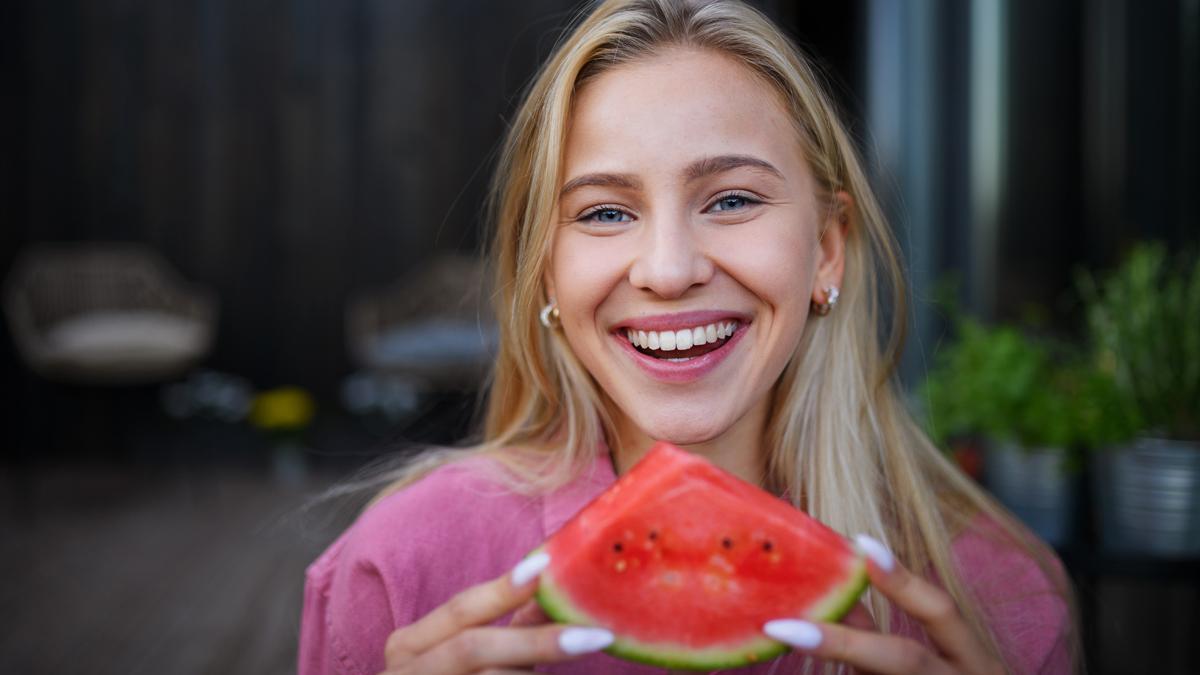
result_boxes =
[627,215,715,299]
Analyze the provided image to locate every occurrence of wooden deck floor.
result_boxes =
[0,464,352,675]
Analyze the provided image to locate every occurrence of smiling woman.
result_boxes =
[298,2,1076,674]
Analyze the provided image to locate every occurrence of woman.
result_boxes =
[299,1,1074,673]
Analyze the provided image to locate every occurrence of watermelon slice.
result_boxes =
[536,442,868,670]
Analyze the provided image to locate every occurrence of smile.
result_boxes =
[624,321,739,361]
[612,315,748,384]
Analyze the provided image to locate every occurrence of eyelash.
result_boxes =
[575,191,763,224]
[577,204,631,224]
[706,191,762,213]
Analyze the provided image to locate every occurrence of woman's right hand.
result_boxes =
[379,552,614,674]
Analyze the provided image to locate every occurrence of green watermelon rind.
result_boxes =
[534,549,869,671]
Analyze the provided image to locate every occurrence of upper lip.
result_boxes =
[613,310,751,332]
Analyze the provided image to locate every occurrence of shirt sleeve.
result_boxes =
[297,460,545,675]
[952,520,1074,675]
[297,507,419,675]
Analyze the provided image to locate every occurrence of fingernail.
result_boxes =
[559,627,615,655]
[763,619,822,649]
[854,534,895,572]
[511,551,550,586]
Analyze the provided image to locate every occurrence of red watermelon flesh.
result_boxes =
[536,442,868,670]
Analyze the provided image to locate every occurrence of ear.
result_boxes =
[811,190,851,305]
[542,267,557,304]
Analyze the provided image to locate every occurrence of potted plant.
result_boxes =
[920,317,1134,546]
[1079,243,1200,556]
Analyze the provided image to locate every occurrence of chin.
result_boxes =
[635,411,728,447]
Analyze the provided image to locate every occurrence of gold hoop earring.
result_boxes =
[539,301,561,329]
[811,285,839,316]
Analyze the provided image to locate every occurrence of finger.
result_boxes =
[841,602,878,631]
[853,535,991,671]
[507,599,550,627]
[386,552,550,664]
[406,624,613,674]
[764,620,956,675]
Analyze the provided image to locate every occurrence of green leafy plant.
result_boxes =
[919,318,1139,456]
[1077,243,1200,441]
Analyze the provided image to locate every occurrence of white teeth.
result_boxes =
[624,321,739,353]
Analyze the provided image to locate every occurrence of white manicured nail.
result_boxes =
[854,534,895,572]
[763,619,822,649]
[559,627,615,654]
[511,552,550,586]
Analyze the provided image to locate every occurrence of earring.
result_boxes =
[812,286,839,316]
[539,301,561,329]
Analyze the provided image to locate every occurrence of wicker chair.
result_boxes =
[346,253,497,390]
[3,244,218,385]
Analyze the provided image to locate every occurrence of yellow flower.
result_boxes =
[250,387,315,431]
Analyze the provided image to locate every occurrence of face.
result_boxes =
[546,48,846,456]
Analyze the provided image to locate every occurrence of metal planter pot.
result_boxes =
[984,442,1077,546]
[1094,437,1200,557]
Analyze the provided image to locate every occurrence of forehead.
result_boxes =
[564,48,804,175]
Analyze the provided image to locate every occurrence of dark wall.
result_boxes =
[4,0,1194,402]
[4,0,580,397]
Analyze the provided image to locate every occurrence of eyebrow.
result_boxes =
[559,154,783,198]
[559,172,642,198]
[684,154,784,182]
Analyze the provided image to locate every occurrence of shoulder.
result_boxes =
[299,453,547,675]
[951,516,1073,675]
[352,454,546,556]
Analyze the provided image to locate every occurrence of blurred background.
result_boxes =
[1,0,1196,673]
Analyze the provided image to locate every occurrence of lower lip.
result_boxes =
[612,325,749,383]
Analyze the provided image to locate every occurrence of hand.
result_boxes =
[380,552,614,674]
[763,535,1005,675]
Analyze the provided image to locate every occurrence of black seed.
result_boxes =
[721,537,733,549]
[613,542,623,553]
[762,541,773,552]
[648,530,658,541]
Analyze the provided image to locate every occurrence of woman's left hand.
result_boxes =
[763,535,1005,675]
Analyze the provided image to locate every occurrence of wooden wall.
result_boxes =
[3,0,582,396]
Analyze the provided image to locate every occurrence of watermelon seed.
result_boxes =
[762,541,773,552]
[648,530,658,541]
[613,542,624,553]
[721,537,733,549]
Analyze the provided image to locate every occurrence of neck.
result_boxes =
[608,394,772,488]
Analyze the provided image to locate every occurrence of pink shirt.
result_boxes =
[298,452,1071,674]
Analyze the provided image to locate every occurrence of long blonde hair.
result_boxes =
[373,0,1075,669]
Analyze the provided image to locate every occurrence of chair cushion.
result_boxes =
[43,310,208,382]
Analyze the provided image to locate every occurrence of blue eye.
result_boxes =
[708,193,759,213]
[580,207,632,224]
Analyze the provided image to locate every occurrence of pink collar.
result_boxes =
[541,447,617,537]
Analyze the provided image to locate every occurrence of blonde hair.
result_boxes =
[372,0,1076,669]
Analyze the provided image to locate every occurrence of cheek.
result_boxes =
[714,223,816,313]
[550,232,629,333]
